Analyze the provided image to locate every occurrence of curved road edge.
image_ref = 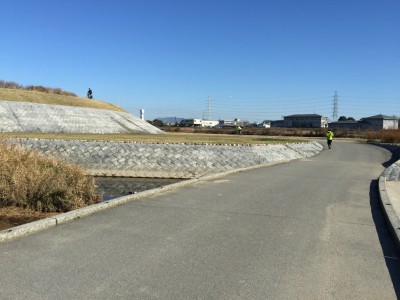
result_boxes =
[379,177,400,250]
[377,142,400,250]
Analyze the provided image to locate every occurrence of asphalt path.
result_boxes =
[1,141,400,299]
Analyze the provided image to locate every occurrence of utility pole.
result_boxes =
[206,96,212,120]
[332,91,339,121]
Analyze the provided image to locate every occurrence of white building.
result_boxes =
[180,119,219,127]
[259,120,272,128]
[201,120,219,127]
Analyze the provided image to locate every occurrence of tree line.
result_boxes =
[0,80,77,97]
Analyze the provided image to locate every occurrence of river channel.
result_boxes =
[94,177,183,201]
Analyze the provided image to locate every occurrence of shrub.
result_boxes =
[53,88,63,94]
[0,143,101,212]
[0,80,22,89]
[25,85,53,93]
[0,79,77,97]
[367,129,400,143]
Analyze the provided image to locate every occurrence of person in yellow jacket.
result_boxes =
[326,129,334,149]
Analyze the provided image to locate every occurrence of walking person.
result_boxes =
[87,88,93,99]
[326,129,334,149]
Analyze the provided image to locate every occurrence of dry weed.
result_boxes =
[367,129,400,143]
[0,142,101,212]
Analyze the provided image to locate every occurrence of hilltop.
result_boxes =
[0,88,125,112]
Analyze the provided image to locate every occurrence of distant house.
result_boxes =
[283,114,328,128]
[359,114,398,130]
[328,114,399,130]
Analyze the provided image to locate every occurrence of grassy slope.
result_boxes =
[0,88,126,112]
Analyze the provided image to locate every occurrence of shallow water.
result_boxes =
[94,177,183,200]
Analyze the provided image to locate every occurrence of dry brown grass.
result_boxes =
[366,129,400,143]
[0,206,57,231]
[0,132,307,145]
[0,88,126,112]
[0,142,101,213]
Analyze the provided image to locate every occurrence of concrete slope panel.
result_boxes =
[0,102,24,131]
[0,101,163,134]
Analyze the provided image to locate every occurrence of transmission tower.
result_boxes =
[332,91,339,121]
[206,96,212,120]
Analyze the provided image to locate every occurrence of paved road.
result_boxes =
[1,141,400,299]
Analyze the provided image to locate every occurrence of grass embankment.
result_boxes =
[0,88,125,112]
[0,143,101,230]
[0,132,307,145]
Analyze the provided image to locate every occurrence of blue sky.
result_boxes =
[1,0,399,122]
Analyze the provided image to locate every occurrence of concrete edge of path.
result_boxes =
[0,159,294,244]
[378,176,400,250]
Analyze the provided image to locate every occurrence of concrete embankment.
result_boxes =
[0,101,162,134]
[9,139,323,178]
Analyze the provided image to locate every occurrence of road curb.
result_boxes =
[378,176,400,250]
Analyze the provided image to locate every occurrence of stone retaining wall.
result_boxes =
[9,139,323,178]
[382,161,400,181]
[374,143,400,181]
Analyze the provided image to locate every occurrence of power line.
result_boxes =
[121,92,399,121]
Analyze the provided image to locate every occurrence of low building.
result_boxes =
[259,120,272,128]
[180,119,219,127]
[328,121,360,130]
[218,119,249,127]
[359,114,398,130]
[283,114,328,128]
[218,120,235,127]
[271,120,285,127]
[180,119,203,127]
[328,114,399,130]
[201,120,219,127]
